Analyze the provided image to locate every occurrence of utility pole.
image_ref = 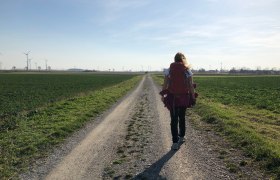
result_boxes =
[45,59,48,71]
[35,62,37,70]
[24,51,30,71]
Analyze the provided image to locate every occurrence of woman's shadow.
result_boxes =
[134,147,180,180]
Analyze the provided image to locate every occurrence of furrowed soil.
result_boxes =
[21,75,270,179]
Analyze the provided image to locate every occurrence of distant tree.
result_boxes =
[198,68,205,72]
[229,67,237,74]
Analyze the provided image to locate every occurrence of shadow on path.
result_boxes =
[134,148,179,180]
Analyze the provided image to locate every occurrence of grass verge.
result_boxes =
[0,76,141,180]
[193,99,280,179]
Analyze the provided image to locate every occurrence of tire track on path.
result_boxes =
[102,75,162,179]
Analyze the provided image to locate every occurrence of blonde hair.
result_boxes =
[174,52,191,69]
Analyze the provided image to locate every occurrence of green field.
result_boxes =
[0,73,141,179]
[154,75,280,178]
[0,74,136,118]
[195,76,280,114]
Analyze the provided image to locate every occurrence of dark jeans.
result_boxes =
[170,107,186,143]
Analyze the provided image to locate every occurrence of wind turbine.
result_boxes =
[24,51,30,71]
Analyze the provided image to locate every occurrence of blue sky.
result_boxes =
[0,0,279,71]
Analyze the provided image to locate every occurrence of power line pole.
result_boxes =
[45,59,48,71]
[24,51,30,71]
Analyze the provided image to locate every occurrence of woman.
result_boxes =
[161,52,196,150]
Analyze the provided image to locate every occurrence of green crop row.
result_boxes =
[0,75,141,180]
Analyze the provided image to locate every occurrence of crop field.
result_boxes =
[0,73,136,118]
[154,75,280,177]
[0,73,141,179]
[195,76,280,114]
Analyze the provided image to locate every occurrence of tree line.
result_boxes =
[194,68,280,75]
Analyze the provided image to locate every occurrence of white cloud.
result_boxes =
[231,32,280,49]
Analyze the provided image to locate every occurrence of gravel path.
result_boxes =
[20,75,267,179]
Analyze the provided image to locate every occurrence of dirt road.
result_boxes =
[21,75,255,179]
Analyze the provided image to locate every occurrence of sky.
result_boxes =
[0,0,280,71]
